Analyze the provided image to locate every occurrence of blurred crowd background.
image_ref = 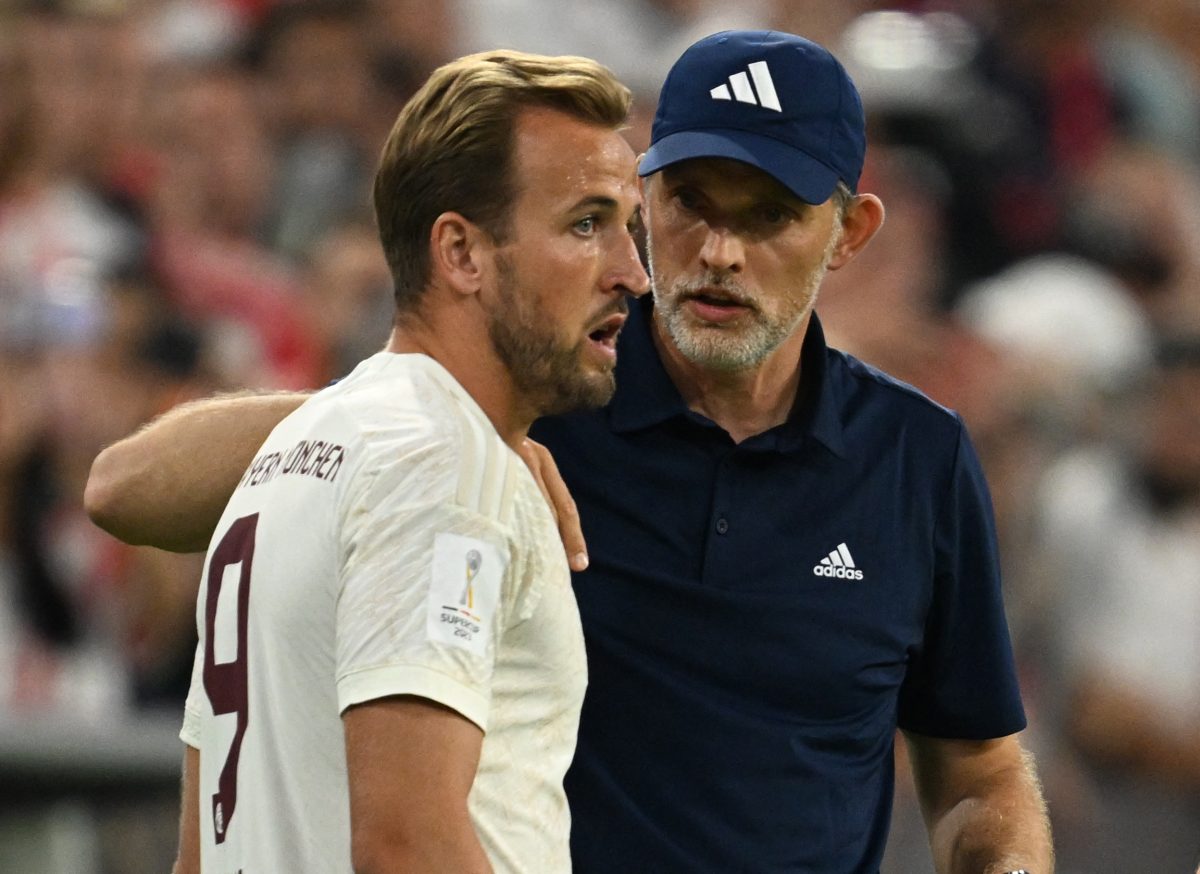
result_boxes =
[1,0,1198,871]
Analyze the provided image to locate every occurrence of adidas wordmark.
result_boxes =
[709,60,782,112]
[813,542,864,580]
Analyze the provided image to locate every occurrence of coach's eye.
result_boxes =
[626,207,644,236]
[758,204,793,225]
[673,187,702,212]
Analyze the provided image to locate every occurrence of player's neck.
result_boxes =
[651,313,807,445]
[387,320,534,451]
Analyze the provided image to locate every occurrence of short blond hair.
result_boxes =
[373,50,631,310]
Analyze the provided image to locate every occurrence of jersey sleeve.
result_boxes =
[897,417,1027,739]
[179,637,205,748]
[332,431,519,732]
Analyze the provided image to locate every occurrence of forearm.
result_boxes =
[172,745,200,874]
[346,697,492,874]
[911,735,1054,874]
[927,772,1053,873]
[85,391,309,552]
[352,820,492,874]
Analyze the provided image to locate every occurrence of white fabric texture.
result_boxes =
[182,352,585,873]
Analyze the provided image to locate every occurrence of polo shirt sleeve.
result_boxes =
[897,417,1027,739]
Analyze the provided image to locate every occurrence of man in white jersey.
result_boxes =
[169,51,647,873]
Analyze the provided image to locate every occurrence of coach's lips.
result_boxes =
[586,313,626,363]
[685,287,753,324]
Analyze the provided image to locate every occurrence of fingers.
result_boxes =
[519,439,589,572]
[544,464,587,572]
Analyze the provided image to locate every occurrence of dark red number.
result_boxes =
[202,513,258,844]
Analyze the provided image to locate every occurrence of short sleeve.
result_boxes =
[180,638,205,748]
[897,418,1027,738]
[333,435,518,732]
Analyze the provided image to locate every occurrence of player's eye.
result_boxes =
[574,215,598,235]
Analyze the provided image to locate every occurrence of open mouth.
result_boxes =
[692,293,744,307]
[586,313,626,356]
[685,289,752,322]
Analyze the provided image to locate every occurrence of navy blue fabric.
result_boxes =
[530,296,1025,873]
[640,30,866,202]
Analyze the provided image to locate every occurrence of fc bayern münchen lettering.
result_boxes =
[238,438,346,489]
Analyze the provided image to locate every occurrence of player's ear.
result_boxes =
[827,193,884,271]
[430,211,492,296]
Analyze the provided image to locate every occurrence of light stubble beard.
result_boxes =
[648,228,840,372]
[486,254,623,417]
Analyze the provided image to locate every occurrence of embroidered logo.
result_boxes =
[813,542,864,580]
[709,60,782,112]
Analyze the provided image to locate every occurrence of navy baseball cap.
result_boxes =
[640,30,866,204]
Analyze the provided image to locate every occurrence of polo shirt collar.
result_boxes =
[608,295,847,457]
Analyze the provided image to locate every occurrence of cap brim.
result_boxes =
[639,129,840,205]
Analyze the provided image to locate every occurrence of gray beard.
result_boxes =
[645,225,839,372]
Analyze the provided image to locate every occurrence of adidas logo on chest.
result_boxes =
[813,542,864,580]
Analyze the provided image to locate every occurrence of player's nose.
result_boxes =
[608,229,650,298]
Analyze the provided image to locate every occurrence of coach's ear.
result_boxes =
[635,159,651,198]
[827,193,884,271]
[430,211,491,296]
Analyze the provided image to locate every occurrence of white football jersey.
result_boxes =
[181,352,586,873]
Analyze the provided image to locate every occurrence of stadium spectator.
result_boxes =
[248,1,379,260]
[1034,336,1200,872]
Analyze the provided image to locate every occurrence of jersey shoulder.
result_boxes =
[316,353,525,523]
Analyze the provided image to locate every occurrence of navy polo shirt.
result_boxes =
[530,296,1025,874]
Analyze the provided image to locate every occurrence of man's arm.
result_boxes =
[84,390,590,567]
[84,392,309,552]
[171,745,200,874]
[905,731,1054,874]
[344,696,491,874]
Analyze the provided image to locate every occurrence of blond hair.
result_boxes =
[373,50,631,310]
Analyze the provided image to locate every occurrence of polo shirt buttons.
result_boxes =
[716,517,729,535]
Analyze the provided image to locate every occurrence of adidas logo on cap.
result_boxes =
[640,30,867,203]
[709,60,781,112]
[813,542,864,580]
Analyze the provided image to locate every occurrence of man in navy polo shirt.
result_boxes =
[533,32,1052,874]
[88,31,1053,873]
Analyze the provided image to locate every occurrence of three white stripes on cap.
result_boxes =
[710,61,781,112]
